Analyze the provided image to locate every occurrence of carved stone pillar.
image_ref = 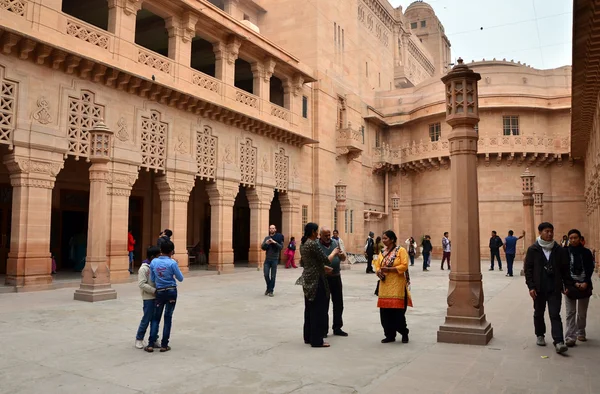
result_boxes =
[3,151,63,287]
[206,179,238,272]
[156,173,195,274]
[166,13,198,66]
[335,180,347,240]
[520,168,536,275]
[214,36,241,86]
[74,122,117,302]
[107,0,142,41]
[391,193,400,235]
[247,185,273,269]
[106,168,138,283]
[280,190,300,263]
[533,191,544,228]
[437,59,493,345]
[252,58,276,101]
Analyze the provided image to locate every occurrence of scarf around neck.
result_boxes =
[537,236,555,252]
[568,245,585,276]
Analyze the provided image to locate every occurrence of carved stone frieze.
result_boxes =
[4,157,63,177]
[115,117,129,142]
[32,96,52,125]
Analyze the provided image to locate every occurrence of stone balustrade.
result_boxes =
[373,134,571,172]
[336,123,365,162]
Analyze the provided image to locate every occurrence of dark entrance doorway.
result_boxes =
[269,190,282,235]
[55,190,89,271]
[129,196,144,268]
[0,184,12,275]
[233,186,250,264]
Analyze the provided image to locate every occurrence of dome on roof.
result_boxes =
[405,1,434,13]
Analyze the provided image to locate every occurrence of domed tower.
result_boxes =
[405,1,452,76]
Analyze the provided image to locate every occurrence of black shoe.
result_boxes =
[489,268,494,271]
[499,268,503,271]
[441,267,444,270]
[423,269,429,271]
[381,337,395,343]
[410,264,414,266]
[333,329,348,337]
[401,329,409,343]
[264,290,269,296]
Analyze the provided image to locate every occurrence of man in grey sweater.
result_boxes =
[261,224,284,297]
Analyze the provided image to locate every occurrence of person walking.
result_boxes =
[563,229,594,346]
[421,235,432,272]
[135,246,161,349]
[441,232,451,270]
[146,240,184,353]
[128,228,136,274]
[503,230,525,277]
[261,224,283,297]
[405,237,417,267]
[319,227,348,337]
[489,231,504,271]
[296,222,340,348]
[524,222,573,354]
[365,232,375,274]
[285,236,298,269]
[374,230,412,343]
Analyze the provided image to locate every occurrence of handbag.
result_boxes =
[566,284,592,300]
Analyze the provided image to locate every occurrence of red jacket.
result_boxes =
[128,232,135,252]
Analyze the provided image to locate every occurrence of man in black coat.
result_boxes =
[524,222,574,354]
[489,231,504,271]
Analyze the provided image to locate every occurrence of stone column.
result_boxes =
[107,0,142,41]
[251,58,276,101]
[437,59,493,345]
[106,169,138,283]
[391,193,400,234]
[156,173,195,274]
[533,191,544,227]
[166,13,198,66]
[247,185,273,269]
[206,179,238,272]
[3,152,63,287]
[335,180,347,239]
[214,36,241,86]
[520,168,536,275]
[74,122,117,302]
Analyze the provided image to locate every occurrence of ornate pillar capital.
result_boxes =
[156,174,195,203]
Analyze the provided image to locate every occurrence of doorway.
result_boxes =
[269,190,282,236]
[0,184,12,275]
[129,196,143,268]
[233,186,250,264]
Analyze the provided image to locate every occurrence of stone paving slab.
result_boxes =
[0,261,598,394]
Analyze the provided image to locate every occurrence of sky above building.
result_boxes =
[390,0,572,70]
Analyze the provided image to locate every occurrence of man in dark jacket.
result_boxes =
[157,229,173,248]
[421,235,433,272]
[365,232,375,274]
[524,222,573,354]
[489,231,504,271]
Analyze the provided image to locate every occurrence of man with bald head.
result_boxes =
[319,226,348,337]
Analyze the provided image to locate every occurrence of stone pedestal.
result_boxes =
[206,180,238,272]
[156,174,195,274]
[247,185,273,269]
[437,59,493,345]
[3,152,63,287]
[74,161,117,302]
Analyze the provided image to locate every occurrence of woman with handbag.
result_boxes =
[374,230,413,344]
[564,229,595,346]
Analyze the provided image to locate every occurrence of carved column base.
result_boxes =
[5,255,53,287]
[207,256,236,273]
[437,315,493,345]
[74,285,117,302]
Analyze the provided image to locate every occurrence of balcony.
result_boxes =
[373,134,572,173]
[336,122,364,162]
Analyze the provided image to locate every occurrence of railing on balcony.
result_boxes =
[0,0,26,16]
[336,122,364,161]
[191,71,221,94]
[270,104,291,122]
[234,88,259,109]
[373,134,571,169]
[65,17,111,51]
[137,46,173,75]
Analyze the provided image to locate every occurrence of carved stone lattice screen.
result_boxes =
[0,73,17,145]
[141,110,167,172]
[67,91,104,160]
[196,126,217,181]
[239,138,257,187]
[274,148,289,192]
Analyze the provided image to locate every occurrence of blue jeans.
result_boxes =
[422,252,430,270]
[409,254,415,266]
[129,251,134,272]
[149,288,177,348]
[506,253,515,276]
[490,249,502,269]
[136,299,156,340]
[264,259,278,293]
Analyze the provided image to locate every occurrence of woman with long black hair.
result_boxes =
[374,230,413,343]
[296,222,340,347]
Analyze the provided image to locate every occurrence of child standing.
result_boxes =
[135,246,161,349]
[146,240,184,353]
[285,237,297,268]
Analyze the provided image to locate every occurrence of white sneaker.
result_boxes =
[135,340,144,349]
[555,342,568,354]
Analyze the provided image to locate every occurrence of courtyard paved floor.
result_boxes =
[1,260,599,394]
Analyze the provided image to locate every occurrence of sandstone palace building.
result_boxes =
[0,0,587,290]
